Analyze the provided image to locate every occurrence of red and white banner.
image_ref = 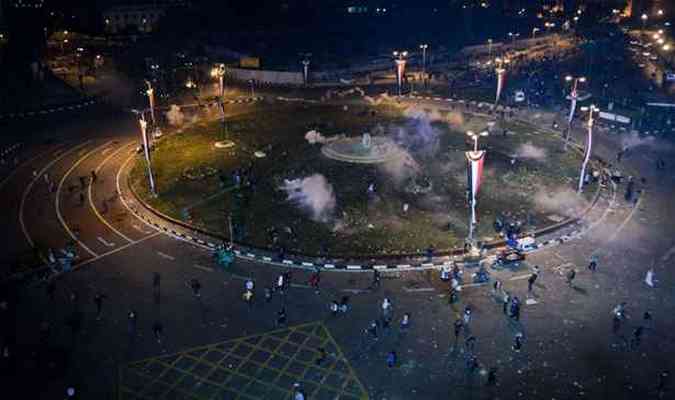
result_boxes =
[466,150,485,199]
[466,150,485,224]
[395,59,406,88]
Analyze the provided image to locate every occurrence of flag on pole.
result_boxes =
[567,90,577,125]
[466,150,486,225]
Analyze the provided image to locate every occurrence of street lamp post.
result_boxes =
[419,44,428,86]
[248,79,255,98]
[641,14,648,35]
[487,39,493,59]
[578,105,599,193]
[532,27,540,39]
[494,57,509,107]
[299,52,312,86]
[144,80,156,127]
[465,130,488,246]
[138,114,156,195]
[508,32,520,46]
[564,75,586,150]
[210,63,226,99]
[393,50,408,97]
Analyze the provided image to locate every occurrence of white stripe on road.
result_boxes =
[0,145,64,191]
[101,147,114,156]
[131,223,152,234]
[20,141,92,248]
[193,264,214,272]
[75,232,161,268]
[97,237,116,247]
[88,142,135,243]
[56,141,114,257]
[402,287,435,293]
[157,251,175,261]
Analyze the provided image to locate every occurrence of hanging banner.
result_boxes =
[466,150,485,223]
[567,89,577,125]
[495,68,505,105]
[395,59,406,89]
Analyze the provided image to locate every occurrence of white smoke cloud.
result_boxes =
[515,142,547,160]
[305,130,327,144]
[280,174,336,222]
[165,104,185,126]
[533,187,588,217]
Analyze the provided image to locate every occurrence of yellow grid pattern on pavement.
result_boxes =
[119,322,368,400]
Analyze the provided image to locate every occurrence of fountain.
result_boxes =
[321,132,402,164]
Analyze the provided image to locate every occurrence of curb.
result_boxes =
[123,95,608,271]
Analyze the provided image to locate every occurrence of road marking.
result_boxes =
[20,141,92,248]
[402,287,435,293]
[101,147,114,156]
[75,232,161,268]
[56,141,114,257]
[157,251,175,260]
[462,282,489,288]
[88,142,135,243]
[193,264,214,272]
[131,223,152,234]
[97,236,116,247]
[0,145,63,191]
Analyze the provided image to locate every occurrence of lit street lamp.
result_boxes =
[578,105,599,193]
[532,27,540,39]
[641,14,648,35]
[508,32,520,45]
[135,112,156,195]
[419,44,428,85]
[144,80,156,126]
[564,75,586,150]
[300,52,312,86]
[466,130,488,152]
[393,50,408,97]
[248,79,255,98]
[210,63,226,98]
[494,57,509,107]
[487,39,493,58]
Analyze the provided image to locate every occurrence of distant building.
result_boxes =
[103,1,190,35]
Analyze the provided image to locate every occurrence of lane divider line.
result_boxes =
[56,141,115,257]
[19,141,92,248]
[75,232,161,268]
[157,251,175,261]
[88,142,136,243]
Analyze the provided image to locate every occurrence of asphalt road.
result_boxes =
[3,91,675,400]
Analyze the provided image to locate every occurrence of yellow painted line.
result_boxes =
[88,141,135,243]
[323,323,370,399]
[19,141,92,248]
[56,141,115,257]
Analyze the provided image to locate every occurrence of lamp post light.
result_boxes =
[641,14,648,35]
[419,44,429,85]
[467,130,488,152]
[210,63,226,98]
[137,113,156,195]
[578,105,599,193]
[393,50,408,97]
[465,130,488,245]
[247,79,255,98]
[532,27,540,39]
[564,75,586,150]
[487,39,493,58]
[299,52,312,86]
[508,32,520,46]
[144,80,156,127]
[494,57,509,107]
